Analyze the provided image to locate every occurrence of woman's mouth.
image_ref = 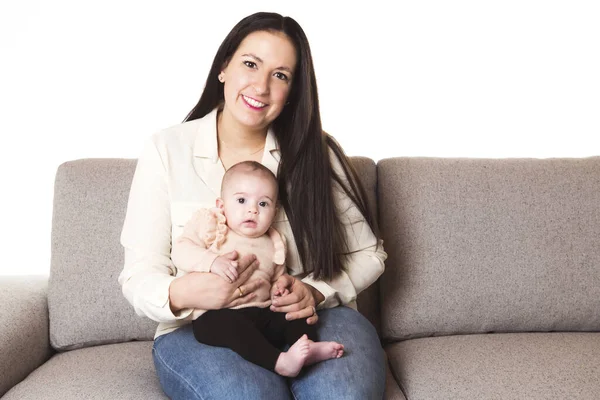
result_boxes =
[242,95,267,110]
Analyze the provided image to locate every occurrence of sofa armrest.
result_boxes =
[0,276,53,397]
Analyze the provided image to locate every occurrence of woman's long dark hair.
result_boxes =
[184,12,378,280]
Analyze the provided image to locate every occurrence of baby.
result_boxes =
[171,161,344,377]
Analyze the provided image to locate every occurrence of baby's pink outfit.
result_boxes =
[171,208,286,319]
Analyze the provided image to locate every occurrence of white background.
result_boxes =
[1,0,598,276]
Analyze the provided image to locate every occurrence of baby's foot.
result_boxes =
[305,340,344,366]
[274,334,310,377]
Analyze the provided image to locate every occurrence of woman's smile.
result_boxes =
[242,94,267,109]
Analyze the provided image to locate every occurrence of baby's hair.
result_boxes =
[221,161,278,195]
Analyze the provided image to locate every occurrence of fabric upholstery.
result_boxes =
[351,156,382,336]
[7,156,600,398]
[3,340,403,400]
[378,157,600,341]
[2,341,165,400]
[0,276,53,397]
[48,159,157,350]
[384,352,407,400]
[386,332,600,400]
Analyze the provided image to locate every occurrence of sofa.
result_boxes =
[2,156,599,399]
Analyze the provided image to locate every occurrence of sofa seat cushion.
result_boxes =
[384,352,407,400]
[3,341,166,400]
[386,332,600,400]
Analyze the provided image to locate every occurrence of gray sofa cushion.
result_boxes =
[384,353,407,400]
[378,157,600,341]
[49,159,156,350]
[3,340,404,400]
[2,341,165,400]
[48,157,380,350]
[386,332,600,400]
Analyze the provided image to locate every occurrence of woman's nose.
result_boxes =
[253,73,269,95]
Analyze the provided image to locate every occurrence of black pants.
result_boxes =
[192,307,317,371]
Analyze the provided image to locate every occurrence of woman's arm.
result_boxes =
[270,152,387,319]
[301,233,386,309]
[169,252,263,312]
[118,136,185,322]
[118,136,265,322]
[301,152,386,309]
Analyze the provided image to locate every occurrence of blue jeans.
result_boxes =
[152,306,385,400]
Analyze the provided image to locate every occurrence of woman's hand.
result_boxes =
[269,275,325,325]
[169,251,267,312]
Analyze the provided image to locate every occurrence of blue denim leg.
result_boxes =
[289,306,385,400]
[152,324,292,400]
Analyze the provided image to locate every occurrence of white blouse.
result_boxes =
[118,108,387,338]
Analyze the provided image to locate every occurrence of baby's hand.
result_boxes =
[271,286,290,298]
[270,274,294,299]
[210,255,239,283]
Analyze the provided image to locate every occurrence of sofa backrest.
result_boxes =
[350,158,382,336]
[49,159,156,350]
[378,157,600,342]
[48,157,380,350]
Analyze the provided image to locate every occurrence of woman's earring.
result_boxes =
[218,73,224,83]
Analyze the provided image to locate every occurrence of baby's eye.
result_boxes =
[237,198,245,204]
[259,201,268,207]
[244,61,257,69]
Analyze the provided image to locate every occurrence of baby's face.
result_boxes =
[219,172,278,238]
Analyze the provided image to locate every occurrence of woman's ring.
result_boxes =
[310,306,316,316]
[237,287,244,297]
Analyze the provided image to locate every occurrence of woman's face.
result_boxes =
[220,30,297,132]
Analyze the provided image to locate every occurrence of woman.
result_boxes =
[119,11,387,399]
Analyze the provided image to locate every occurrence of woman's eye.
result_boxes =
[243,61,257,69]
[274,72,288,81]
[259,201,268,207]
[237,198,245,204]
